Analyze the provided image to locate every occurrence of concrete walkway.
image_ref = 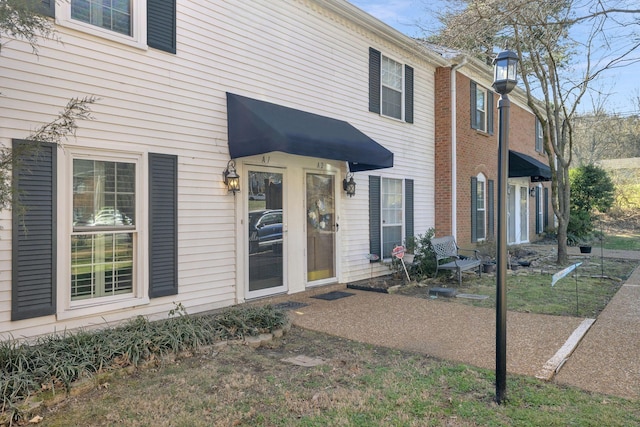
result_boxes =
[272,247,640,400]
[554,264,640,399]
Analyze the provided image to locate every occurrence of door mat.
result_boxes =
[311,291,355,301]
[272,301,309,310]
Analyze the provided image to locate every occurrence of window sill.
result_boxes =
[57,296,150,321]
[378,113,409,124]
[56,17,148,51]
[473,129,493,137]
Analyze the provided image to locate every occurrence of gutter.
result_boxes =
[450,58,468,239]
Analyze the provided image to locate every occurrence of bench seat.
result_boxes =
[431,235,482,285]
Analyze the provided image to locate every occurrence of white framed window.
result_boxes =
[57,0,147,49]
[381,178,403,258]
[381,55,404,120]
[535,119,544,153]
[471,81,494,133]
[475,87,486,131]
[59,149,146,318]
[475,173,486,241]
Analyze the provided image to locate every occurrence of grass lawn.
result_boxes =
[39,327,640,427]
[603,232,640,251]
[400,256,636,318]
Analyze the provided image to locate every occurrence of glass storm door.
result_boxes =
[306,173,336,283]
[507,184,516,244]
[247,169,285,296]
[520,187,529,242]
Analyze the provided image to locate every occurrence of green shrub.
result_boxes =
[569,164,615,245]
[0,304,288,421]
[408,228,438,279]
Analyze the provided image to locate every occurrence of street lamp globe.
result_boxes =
[492,50,519,95]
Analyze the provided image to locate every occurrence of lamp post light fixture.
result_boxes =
[223,159,240,194]
[343,173,356,197]
[492,49,519,405]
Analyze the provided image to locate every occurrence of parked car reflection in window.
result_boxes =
[249,209,282,254]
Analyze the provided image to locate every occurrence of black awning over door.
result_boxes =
[509,150,552,181]
[226,93,394,172]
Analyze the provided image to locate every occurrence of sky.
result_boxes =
[347,0,640,116]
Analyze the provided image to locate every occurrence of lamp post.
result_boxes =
[492,49,519,405]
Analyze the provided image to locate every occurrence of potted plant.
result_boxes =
[403,236,417,264]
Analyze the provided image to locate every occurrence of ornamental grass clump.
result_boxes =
[0,304,288,422]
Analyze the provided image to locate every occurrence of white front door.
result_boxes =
[507,181,530,244]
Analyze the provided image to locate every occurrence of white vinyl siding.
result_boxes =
[1,0,439,338]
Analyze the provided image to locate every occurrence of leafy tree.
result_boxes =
[570,164,615,212]
[427,0,640,263]
[1,0,96,210]
[567,164,614,244]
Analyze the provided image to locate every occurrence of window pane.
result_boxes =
[381,87,402,119]
[383,226,402,259]
[382,57,402,90]
[71,233,133,300]
[476,88,486,131]
[71,0,131,36]
[73,159,135,228]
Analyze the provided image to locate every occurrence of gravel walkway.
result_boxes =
[272,247,640,400]
[289,290,584,378]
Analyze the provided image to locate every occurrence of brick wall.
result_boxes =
[435,67,553,246]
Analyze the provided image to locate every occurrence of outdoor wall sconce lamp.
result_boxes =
[343,173,356,197]
[530,187,536,197]
[223,159,240,194]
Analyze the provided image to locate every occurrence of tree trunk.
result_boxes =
[556,220,569,265]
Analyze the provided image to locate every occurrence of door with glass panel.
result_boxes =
[247,168,286,296]
[507,184,516,244]
[519,187,529,242]
[382,178,403,259]
[306,173,336,283]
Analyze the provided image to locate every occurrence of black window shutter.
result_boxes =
[147,0,176,54]
[487,179,494,239]
[369,48,381,114]
[404,179,414,242]
[12,140,56,320]
[404,65,414,123]
[369,175,381,261]
[471,177,478,242]
[470,81,478,130]
[544,187,549,228]
[149,153,178,297]
[40,0,55,17]
[487,91,494,135]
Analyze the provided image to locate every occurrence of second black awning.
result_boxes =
[226,93,394,172]
[509,150,552,181]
